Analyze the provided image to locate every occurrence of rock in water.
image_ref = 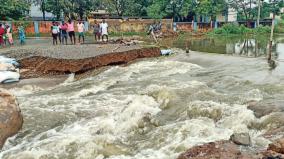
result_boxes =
[177,141,258,159]
[268,138,284,154]
[0,88,23,149]
[230,133,251,146]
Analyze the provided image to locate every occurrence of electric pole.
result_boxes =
[257,0,261,27]
[268,0,277,62]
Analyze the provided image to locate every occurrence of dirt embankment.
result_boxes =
[19,47,161,79]
[0,89,23,149]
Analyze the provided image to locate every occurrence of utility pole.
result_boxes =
[43,0,46,21]
[257,0,261,27]
[268,13,275,61]
[268,0,277,62]
[56,0,59,20]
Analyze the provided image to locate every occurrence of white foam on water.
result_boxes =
[244,89,263,102]
[67,60,202,100]
[186,101,257,133]
[0,57,273,159]
[8,85,43,96]
[61,73,75,84]
[0,94,162,159]
[186,101,270,147]
[106,118,233,159]
[126,60,202,80]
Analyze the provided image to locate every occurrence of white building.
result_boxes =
[227,8,238,22]
[29,4,54,20]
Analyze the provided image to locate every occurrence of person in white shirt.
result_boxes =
[100,19,108,42]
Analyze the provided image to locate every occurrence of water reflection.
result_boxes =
[162,35,284,57]
[160,35,284,70]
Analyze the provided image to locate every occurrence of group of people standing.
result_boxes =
[0,23,26,47]
[0,23,25,47]
[51,19,109,45]
[93,19,109,42]
[51,19,82,45]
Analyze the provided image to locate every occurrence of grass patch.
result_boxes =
[208,23,271,35]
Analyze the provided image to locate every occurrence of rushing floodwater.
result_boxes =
[1,39,284,158]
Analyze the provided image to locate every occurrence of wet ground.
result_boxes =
[0,38,141,60]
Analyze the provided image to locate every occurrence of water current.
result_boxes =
[1,47,284,159]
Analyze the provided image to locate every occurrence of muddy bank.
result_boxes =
[0,89,23,149]
[19,47,161,79]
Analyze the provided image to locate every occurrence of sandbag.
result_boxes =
[0,71,20,84]
[0,63,16,71]
[0,56,20,68]
[161,49,173,56]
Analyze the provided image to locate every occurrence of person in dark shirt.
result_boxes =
[93,20,101,42]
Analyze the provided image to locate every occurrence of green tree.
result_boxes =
[124,0,151,16]
[0,0,30,20]
[103,0,127,16]
[147,0,168,19]
[32,0,47,20]
[229,0,284,23]
[147,0,196,20]
[44,0,63,20]
[103,0,150,16]
[44,0,98,20]
[196,0,226,21]
[229,0,256,22]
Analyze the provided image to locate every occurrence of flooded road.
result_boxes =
[161,34,284,58]
[1,36,284,159]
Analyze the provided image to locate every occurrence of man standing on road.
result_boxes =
[100,19,108,42]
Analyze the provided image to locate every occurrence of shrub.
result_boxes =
[211,23,251,34]
[254,25,271,34]
[275,20,284,33]
[281,14,284,20]
[222,23,240,34]
[210,23,271,35]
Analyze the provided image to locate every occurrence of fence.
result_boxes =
[88,18,173,33]
[175,21,214,32]
[0,19,173,36]
[175,20,273,32]
[0,19,274,35]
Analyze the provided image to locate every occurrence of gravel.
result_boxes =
[0,38,141,60]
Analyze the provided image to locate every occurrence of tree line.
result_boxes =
[0,0,283,22]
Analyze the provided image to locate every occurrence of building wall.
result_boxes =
[0,19,173,35]
[216,15,226,22]
[89,19,173,32]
